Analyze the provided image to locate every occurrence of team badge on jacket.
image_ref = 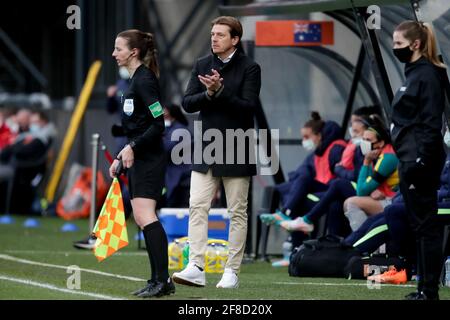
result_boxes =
[124,99,134,116]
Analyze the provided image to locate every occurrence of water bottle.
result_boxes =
[177,240,184,268]
[168,239,184,270]
[272,239,292,267]
[445,257,450,287]
[182,241,190,268]
[282,239,292,260]
[205,243,217,273]
[215,244,228,273]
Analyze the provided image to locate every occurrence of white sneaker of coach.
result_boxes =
[216,268,239,289]
[172,263,206,287]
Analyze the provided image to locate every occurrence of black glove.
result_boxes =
[111,124,125,137]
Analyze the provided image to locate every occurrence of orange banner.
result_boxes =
[256,20,334,46]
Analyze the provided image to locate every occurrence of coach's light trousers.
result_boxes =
[188,169,250,273]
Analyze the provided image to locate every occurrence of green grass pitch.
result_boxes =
[1,215,449,300]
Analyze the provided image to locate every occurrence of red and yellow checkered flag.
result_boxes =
[92,178,128,262]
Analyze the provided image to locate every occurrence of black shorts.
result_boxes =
[127,152,166,201]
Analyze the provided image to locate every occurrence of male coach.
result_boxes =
[173,16,261,289]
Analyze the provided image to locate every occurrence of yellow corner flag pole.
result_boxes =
[45,60,102,203]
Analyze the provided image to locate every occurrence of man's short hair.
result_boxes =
[211,16,243,41]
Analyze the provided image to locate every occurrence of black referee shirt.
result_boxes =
[121,64,165,155]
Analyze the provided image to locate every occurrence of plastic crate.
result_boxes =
[159,208,230,242]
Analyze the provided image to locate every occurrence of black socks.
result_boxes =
[143,220,170,282]
[142,228,157,282]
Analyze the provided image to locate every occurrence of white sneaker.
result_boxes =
[172,263,206,287]
[216,269,239,289]
[280,217,314,234]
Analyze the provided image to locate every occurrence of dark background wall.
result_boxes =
[0,1,75,96]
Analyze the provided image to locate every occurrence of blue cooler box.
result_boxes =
[159,208,229,242]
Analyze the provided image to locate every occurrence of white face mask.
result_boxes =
[119,67,130,80]
[302,139,316,152]
[351,137,363,146]
[444,130,450,148]
[348,127,355,138]
[29,124,41,134]
[360,140,372,156]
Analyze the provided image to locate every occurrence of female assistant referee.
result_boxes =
[110,29,174,298]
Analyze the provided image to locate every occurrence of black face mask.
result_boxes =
[393,45,414,63]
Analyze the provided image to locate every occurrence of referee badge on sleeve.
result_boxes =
[123,99,134,116]
[149,101,164,118]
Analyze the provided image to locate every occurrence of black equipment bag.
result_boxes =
[289,235,360,278]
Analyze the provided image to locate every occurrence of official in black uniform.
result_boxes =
[110,29,174,298]
[391,21,447,300]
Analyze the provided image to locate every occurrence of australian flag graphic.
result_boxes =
[294,23,322,43]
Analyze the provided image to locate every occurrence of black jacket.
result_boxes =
[182,49,261,177]
[390,57,446,164]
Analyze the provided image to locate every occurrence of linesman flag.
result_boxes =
[92,178,128,261]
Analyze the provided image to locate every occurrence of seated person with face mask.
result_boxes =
[280,115,399,236]
[260,111,347,247]
[269,108,378,267]
[0,110,56,214]
[334,106,380,182]
[0,110,56,166]
[260,108,377,236]
[343,115,399,231]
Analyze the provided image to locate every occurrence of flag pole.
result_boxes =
[89,133,100,233]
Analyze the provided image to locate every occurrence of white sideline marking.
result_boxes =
[275,281,415,288]
[5,250,146,256]
[0,275,124,300]
[0,254,145,282]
